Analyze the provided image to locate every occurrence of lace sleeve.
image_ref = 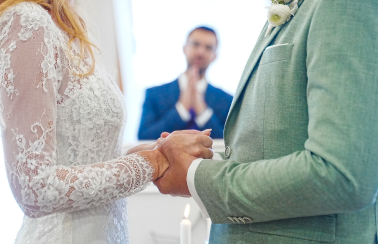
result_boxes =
[0,5,154,218]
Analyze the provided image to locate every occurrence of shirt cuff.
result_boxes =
[187,158,210,218]
[176,102,191,122]
[195,108,213,128]
[187,153,222,218]
[212,152,223,160]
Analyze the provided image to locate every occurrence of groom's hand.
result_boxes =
[160,129,212,139]
[160,130,213,158]
[154,135,213,197]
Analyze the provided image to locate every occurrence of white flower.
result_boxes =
[21,188,36,205]
[73,168,105,199]
[268,4,291,27]
[15,134,26,148]
[26,158,38,170]
[29,139,45,154]
[265,0,299,37]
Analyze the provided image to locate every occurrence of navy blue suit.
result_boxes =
[138,79,233,139]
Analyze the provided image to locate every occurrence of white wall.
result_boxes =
[122,0,269,142]
[75,0,121,86]
[0,139,24,244]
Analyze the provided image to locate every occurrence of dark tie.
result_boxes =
[186,108,199,130]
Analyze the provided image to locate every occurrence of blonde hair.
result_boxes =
[0,0,96,77]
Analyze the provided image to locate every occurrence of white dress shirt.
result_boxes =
[175,73,213,127]
[187,153,224,218]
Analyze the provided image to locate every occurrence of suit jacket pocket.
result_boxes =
[260,44,294,65]
[248,215,336,242]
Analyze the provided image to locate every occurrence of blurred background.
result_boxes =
[1,0,269,243]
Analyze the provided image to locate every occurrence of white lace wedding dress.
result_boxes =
[0,2,154,243]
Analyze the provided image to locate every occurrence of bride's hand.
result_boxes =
[126,141,157,155]
[138,149,169,181]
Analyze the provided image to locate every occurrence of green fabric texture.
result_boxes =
[195,0,378,243]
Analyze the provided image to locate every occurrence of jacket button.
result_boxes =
[225,146,231,158]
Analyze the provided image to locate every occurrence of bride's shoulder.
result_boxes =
[0,2,53,29]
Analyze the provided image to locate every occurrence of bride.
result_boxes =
[0,0,213,243]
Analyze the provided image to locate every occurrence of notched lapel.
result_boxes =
[224,0,306,140]
[223,23,284,142]
[228,23,284,113]
[228,0,305,114]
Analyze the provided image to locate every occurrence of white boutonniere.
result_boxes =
[265,0,299,37]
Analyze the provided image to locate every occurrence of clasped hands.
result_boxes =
[150,129,213,197]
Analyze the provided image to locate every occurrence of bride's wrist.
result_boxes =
[138,150,161,181]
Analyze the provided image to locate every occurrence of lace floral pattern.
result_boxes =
[0,3,153,244]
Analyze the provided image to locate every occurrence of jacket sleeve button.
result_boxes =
[225,146,231,158]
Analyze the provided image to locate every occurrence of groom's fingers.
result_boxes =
[197,147,213,159]
[157,157,170,179]
[197,135,213,148]
[154,172,176,195]
[167,133,213,148]
[155,139,191,196]
[185,144,213,159]
[153,174,169,194]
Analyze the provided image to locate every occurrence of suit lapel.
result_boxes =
[228,23,284,114]
[228,0,305,115]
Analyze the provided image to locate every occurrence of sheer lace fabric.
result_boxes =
[0,3,154,243]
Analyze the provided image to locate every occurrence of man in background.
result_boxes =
[138,26,232,140]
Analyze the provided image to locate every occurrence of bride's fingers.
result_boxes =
[161,132,170,138]
[170,130,203,135]
[162,129,212,140]
[172,129,213,136]
[200,129,212,137]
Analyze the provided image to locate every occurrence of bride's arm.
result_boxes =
[0,9,167,218]
[124,141,157,155]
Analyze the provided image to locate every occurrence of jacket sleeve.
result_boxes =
[194,0,378,224]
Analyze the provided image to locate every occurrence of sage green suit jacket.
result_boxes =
[195,0,378,243]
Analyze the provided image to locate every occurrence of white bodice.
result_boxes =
[0,3,153,243]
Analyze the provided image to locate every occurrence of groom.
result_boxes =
[155,0,378,243]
